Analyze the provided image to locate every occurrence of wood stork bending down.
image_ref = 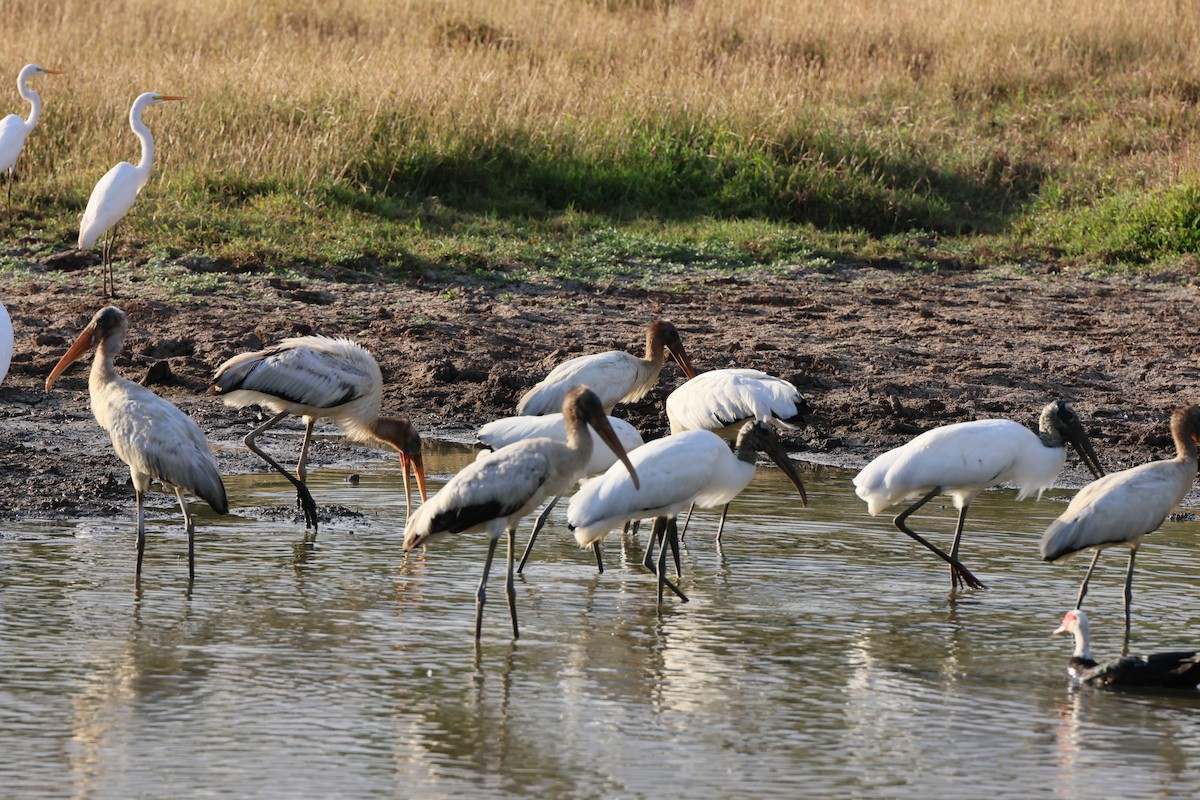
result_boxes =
[854,401,1104,591]
[568,421,808,605]
[45,307,228,580]
[666,368,811,538]
[403,387,640,640]
[475,412,645,573]
[516,320,697,415]
[1053,609,1200,689]
[209,336,426,532]
[0,64,62,209]
[1041,404,1200,634]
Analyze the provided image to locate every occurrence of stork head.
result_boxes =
[1040,401,1104,479]
[647,320,696,380]
[566,386,640,490]
[734,420,808,507]
[373,415,428,517]
[45,306,128,392]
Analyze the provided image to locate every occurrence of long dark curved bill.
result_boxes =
[765,439,808,507]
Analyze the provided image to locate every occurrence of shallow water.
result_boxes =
[1,440,1199,799]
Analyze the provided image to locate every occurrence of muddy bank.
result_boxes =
[2,260,1199,522]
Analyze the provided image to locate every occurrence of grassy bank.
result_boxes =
[3,0,1200,287]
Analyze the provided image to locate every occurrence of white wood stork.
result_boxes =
[516,320,696,415]
[1041,404,1200,635]
[78,92,183,298]
[475,412,645,573]
[208,335,426,531]
[1053,608,1200,689]
[854,401,1104,591]
[0,64,62,209]
[568,420,808,604]
[666,368,811,538]
[403,386,640,639]
[45,306,228,580]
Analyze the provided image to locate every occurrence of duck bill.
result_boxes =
[766,441,808,507]
[592,414,641,491]
[400,452,428,517]
[45,324,98,392]
[1068,429,1105,480]
[668,345,697,380]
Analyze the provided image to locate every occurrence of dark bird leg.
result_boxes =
[667,516,682,580]
[516,494,560,574]
[135,489,147,575]
[1123,547,1138,637]
[1074,550,1103,609]
[892,487,986,590]
[643,517,664,572]
[592,541,604,573]
[714,502,731,543]
[679,501,697,541]
[505,527,519,640]
[296,417,317,482]
[654,517,689,604]
[174,486,195,582]
[476,536,498,639]
[948,504,971,590]
[243,411,320,530]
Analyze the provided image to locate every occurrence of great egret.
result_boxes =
[516,320,697,415]
[403,387,640,639]
[78,92,183,297]
[45,306,228,581]
[0,63,63,209]
[208,335,427,532]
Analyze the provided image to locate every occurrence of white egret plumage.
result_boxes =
[45,306,228,580]
[1041,404,1200,634]
[0,63,62,208]
[208,335,426,531]
[516,320,696,415]
[403,387,641,639]
[854,401,1104,590]
[78,92,183,297]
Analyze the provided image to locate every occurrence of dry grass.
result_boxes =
[3,0,1200,266]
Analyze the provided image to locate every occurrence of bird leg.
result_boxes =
[1074,549,1103,609]
[592,541,604,574]
[174,486,195,582]
[135,489,147,576]
[948,504,970,590]
[516,494,561,574]
[102,226,120,299]
[679,501,697,541]
[475,536,498,640]
[714,502,731,544]
[506,527,519,640]
[892,488,987,590]
[643,517,664,572]
[1123,547,1138,637]
[654,517,689,604]
[296,418,317,482]
[667,516,682,580]
[244,411,320,530]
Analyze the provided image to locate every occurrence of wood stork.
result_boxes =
[44,306,228,580]
[475,412,645,573]
[568,420,808,605]
[1053,608,1200,689]
[854,401,1104,591]
[666,368,811,538]
[516,320,697,415]
[208,335,426,531]
[402,387,640,639]
[1041,404,1200,634]
[0,64,62,209]
[0,299,10,387]
[78,92,183,298]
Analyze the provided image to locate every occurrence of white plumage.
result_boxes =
[568,421,807,603]
[209,335,426,530]
[666,368,809,437]
[516,320,696,415]
[1041,404,1200,634]
[0,64,61,203]
[78,92,184,297]
[853,401,1104,590]
[403,387,640,639]
[45,306,228,580]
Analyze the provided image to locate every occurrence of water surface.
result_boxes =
[2,440,1198,798]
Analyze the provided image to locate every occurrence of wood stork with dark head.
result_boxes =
[568,420,808,604]
[1053,608,1200,689]
[475,411,645,573]
[45,306,228,580]
[666,367,811,538]
[208,335,426,531]
[403,386,640,639]
[516,320,696,415]
[853,401,1104,591]
[1041,404,1200,634]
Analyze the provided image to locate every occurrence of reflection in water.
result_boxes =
[2,449,1200,798]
